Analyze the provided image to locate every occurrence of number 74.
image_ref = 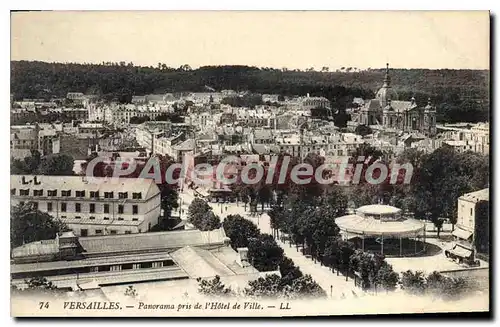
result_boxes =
[39,302,49,309]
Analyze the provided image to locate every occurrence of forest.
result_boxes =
[11,61,490,123]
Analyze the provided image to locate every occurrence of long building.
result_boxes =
[10,175,161,236]
[10,228,266,291]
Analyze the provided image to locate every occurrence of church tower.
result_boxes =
[375,63,398,108]
[423,98,437,136]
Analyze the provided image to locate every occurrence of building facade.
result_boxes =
[357,64,437,136]
[10,175,161,236]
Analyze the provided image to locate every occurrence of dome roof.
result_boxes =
[357,204,401,215]
[376,86,398,103]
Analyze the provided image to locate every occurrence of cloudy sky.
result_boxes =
[11,11,490,70]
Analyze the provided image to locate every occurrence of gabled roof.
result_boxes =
[170,246,235,278]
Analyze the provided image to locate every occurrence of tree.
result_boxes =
[354,124,373,137]
[38,154,75,176]
[199,211,222,231]
[248,234,284,272]
[223,214,260,250]
[400,270,426,295]
[196,275,233,297]
[11,150,41,174]
[26,277,57,290]
[187,198,212,228]
[244,274,290,298]
[11,202,69,248]
[279,256,303,285]
[289,275,326,299]
[124,285,138,298]
[375,262,399,292]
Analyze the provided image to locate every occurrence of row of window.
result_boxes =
[59,216,139,221]
[29,201,139,214]
[11,189,143,200]
[11,260,175,279]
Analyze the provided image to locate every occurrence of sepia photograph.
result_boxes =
[9,10,490,317]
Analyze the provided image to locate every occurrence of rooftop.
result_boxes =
[460,188,489,203]
[356,204,401,215]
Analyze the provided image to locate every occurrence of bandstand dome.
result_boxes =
[335,204,424,238]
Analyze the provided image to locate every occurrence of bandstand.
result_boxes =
[335,205,426,257]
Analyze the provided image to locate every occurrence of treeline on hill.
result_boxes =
[11,61,489,123]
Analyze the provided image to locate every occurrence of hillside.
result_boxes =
[11,61,490,123]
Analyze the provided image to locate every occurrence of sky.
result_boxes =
[11,11,490,70]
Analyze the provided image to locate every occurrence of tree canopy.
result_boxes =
[11,202,69,248]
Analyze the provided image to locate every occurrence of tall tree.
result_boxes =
[248,234,284,272]
[223,214,260,250]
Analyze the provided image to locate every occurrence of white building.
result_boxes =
[10,175,161,236]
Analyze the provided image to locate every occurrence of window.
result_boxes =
[76,191,85,197]
[47,190,57,196]
[80,229,88,237]
[110,230,117,235]
[61,215,66,219]
[132,218,139,221]
[132,192,142,200]
[90,191,99,198]
[104,217,109,220]
[118,217,124,221]
[75,203,81,212]
[20,189,29,196]
[10,188,16,195]
[104,204,110,214]
[32,202,38,210]
[61,202,67,212]
[132,205,138,214]
[95,229,103,235]
[61,190,71,197]
[118,205,124,214]
[118,192,128,199]
[125,231,132,234]
[47,202,53,212]
[470,208,473,216]
[33,190,43,196]
[89,216,95,220]
[75,216,81,219]
[89,203,95,213]
[104,192,114,199]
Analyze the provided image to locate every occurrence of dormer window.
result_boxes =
[90,191,100,198]
[132,192,142,200]
[10,188,16,195]
[104,192,114,199]
[33,190,43,196]
[47,190,57,196]
[118,192,128,199]
[61,190,71,197]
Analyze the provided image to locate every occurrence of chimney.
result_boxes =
[306,93,310,98]
[236,247,250,268]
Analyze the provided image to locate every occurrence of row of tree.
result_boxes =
[218,214,325,298]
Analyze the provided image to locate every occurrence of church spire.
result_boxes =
[383,63,391,87]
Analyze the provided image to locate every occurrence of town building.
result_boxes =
[10,175,161,236]
[10,124,61,159]
[449,188,489,262]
